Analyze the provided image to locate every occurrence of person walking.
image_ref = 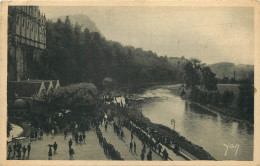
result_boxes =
[51,128,55,139]
[134,141,136,153]
[147,150,152,161]
[142,144,146,154]
[35,130,38,140]
[22,145,27,159]
[83,132,86,142]
[165,150,169,160]
[13,143,17,157]
[120,130,124,138]
[64,130,67,139]
[163,149,168,160]
[59,125,62,132]
[30,131,34,140]
[158,144,162,155]
[53,141,58,153]
[140,152,145,161]
[17,147,21,160]
[54,127,57,134]
[48,147,52,160]
[69,148,74,158]
[40,130,43,139]
[129,141,133,152]
[8,145,12,159]
[27,143,31,157]
[75,133,78,144]
[105,123,108,131]
[17,142,22,150]
[68,139,73,149]
[79,134,83,144]
[149,150,152,161]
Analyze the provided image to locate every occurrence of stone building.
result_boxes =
[8,6,46,81]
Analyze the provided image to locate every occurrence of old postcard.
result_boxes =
[0,0,259,166]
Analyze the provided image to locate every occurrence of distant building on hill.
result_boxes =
[8,6,46,81]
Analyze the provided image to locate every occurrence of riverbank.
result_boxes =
[126,99,215,160]
[166,85,254,127]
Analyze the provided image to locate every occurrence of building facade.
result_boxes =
[8,6,46,81]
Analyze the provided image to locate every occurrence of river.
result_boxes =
[135,85,253,161]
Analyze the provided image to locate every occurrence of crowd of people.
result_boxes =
[7,94,177,161]
[7,141,31,160]
[30,129,44,140]
[96,125,124,160]
[124,119,171,160]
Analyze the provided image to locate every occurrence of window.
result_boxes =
[16,15,19,25]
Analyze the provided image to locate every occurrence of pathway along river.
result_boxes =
[135,85,253,160]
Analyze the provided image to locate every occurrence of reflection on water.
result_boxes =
[138,86,253,161]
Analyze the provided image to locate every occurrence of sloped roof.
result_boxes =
[21,80,58,89]
[21,80,53,89]
[52,80,57,88]
[8,81,44,98]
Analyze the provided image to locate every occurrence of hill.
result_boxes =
[208,62,254,80]
[50,14,102,34]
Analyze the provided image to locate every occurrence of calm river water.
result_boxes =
[137,85,253,160]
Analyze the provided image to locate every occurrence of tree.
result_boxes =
[238,78,254,121]
[45,17,185,88]
[42,83,99,120]
[102,77,114,95]
[184,61,200,89]
[201,67,218,91]
[222,90,234,107]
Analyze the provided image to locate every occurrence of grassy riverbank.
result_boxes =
[166,85,253,126]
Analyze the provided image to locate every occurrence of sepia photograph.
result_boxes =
[1,1,259,165]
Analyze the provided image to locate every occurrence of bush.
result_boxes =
[211,92,221,106]
[222,90,235,107]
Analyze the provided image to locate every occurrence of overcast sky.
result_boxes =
[40,6,254,65]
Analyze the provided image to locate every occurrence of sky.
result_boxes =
[40,6,254,65]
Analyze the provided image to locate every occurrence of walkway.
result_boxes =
[7,130,107,160]
[129,121,186,161]
[100,123,163,160]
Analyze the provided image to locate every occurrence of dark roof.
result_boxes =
[22,79,58,88]
[8,81,44,98]
[20,80,54,89]
[13,99,28,109]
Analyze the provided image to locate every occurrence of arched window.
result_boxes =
[31,22,34,32]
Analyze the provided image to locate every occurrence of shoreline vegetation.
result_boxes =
[8,82,252,160]
[167,85,254,126]
[125,83,253,160]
